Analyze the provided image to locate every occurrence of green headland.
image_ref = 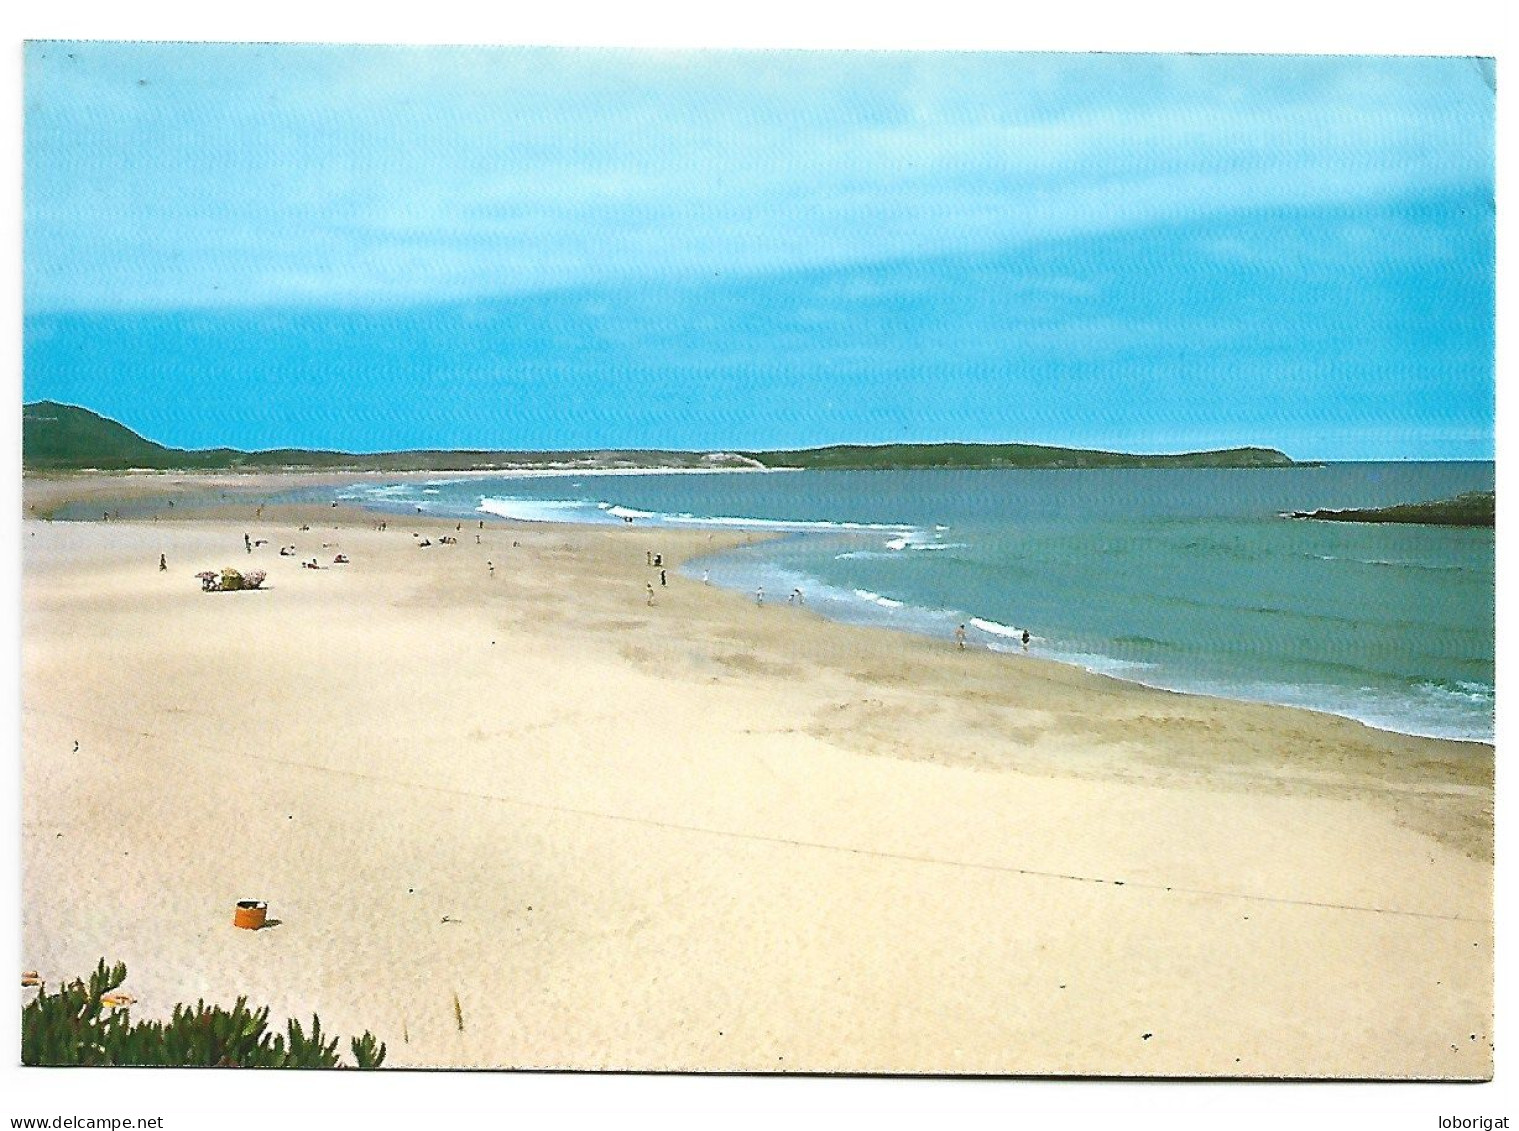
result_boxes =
[1288,492,1495,528]
[23,401,1305,474]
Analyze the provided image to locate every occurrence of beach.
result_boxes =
[20,473,1494,1076]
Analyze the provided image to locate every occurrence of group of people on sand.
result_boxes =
[955,623,1031,651]
[644,550,670,605]
[753,585,805,608]
[164,523,356,580]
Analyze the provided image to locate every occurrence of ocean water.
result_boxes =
[320,463,1494,743]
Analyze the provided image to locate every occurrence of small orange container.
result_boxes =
[233,900,268,930]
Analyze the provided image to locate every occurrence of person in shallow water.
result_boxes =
[1022,629,1030,650]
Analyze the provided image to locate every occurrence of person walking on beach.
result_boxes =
[159,553,167,572]
[955,624,967,650]
[244,533,252,554]
[646,551,652,566]
[660,569,667,587]
[1021,628,1031,651]
[756,586,764,606]
[487,561,495,578]
[646,582,656,606]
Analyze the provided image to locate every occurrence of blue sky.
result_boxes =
[23,44,1494,457]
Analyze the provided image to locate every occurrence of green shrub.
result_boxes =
[22,959,386,1068]
[220,568,245,591]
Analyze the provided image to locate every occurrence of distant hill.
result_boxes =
[743,442,1301,470]
[1288,491,1494,528]
[23,401,183,470]
[22,401,1305,473]
[20,402,752,473]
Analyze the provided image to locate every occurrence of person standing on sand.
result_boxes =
[646,551,652,566]
[660,569,667,587]
[244,533,251,554]
[646,582,655,606]
[955,624,967,650]
[159,554,167,572]
[702,570,710,585]
[756,586,764,606]
[487,561,495,578]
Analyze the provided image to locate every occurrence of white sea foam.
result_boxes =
[968,617,1023,638]
[475,493,918,536]
[1035,648,1154,675]
[685,514,911,533]
[361,483,416,499]
[853,589,905,609]
[476,497,603,523]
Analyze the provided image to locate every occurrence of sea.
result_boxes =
[315,463,1493,743]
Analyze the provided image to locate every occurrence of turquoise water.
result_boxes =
[321,464,1494,742]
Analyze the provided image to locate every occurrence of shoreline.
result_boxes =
[21,474,1494,1073]
[679,540,1495,749]
[23,472,1494,847]
[25,470,1496,748]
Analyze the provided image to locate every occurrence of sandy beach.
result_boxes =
[20,473,1493,1077]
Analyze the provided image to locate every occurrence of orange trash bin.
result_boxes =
[233,900,268,930]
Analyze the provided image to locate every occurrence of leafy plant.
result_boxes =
[22,959,385,1068]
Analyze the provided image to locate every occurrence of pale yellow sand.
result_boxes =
[20,475,1493,1076]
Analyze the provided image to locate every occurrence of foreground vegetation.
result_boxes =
[22,960,385,1068]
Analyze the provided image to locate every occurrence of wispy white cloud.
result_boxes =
[24,45,1492,311]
